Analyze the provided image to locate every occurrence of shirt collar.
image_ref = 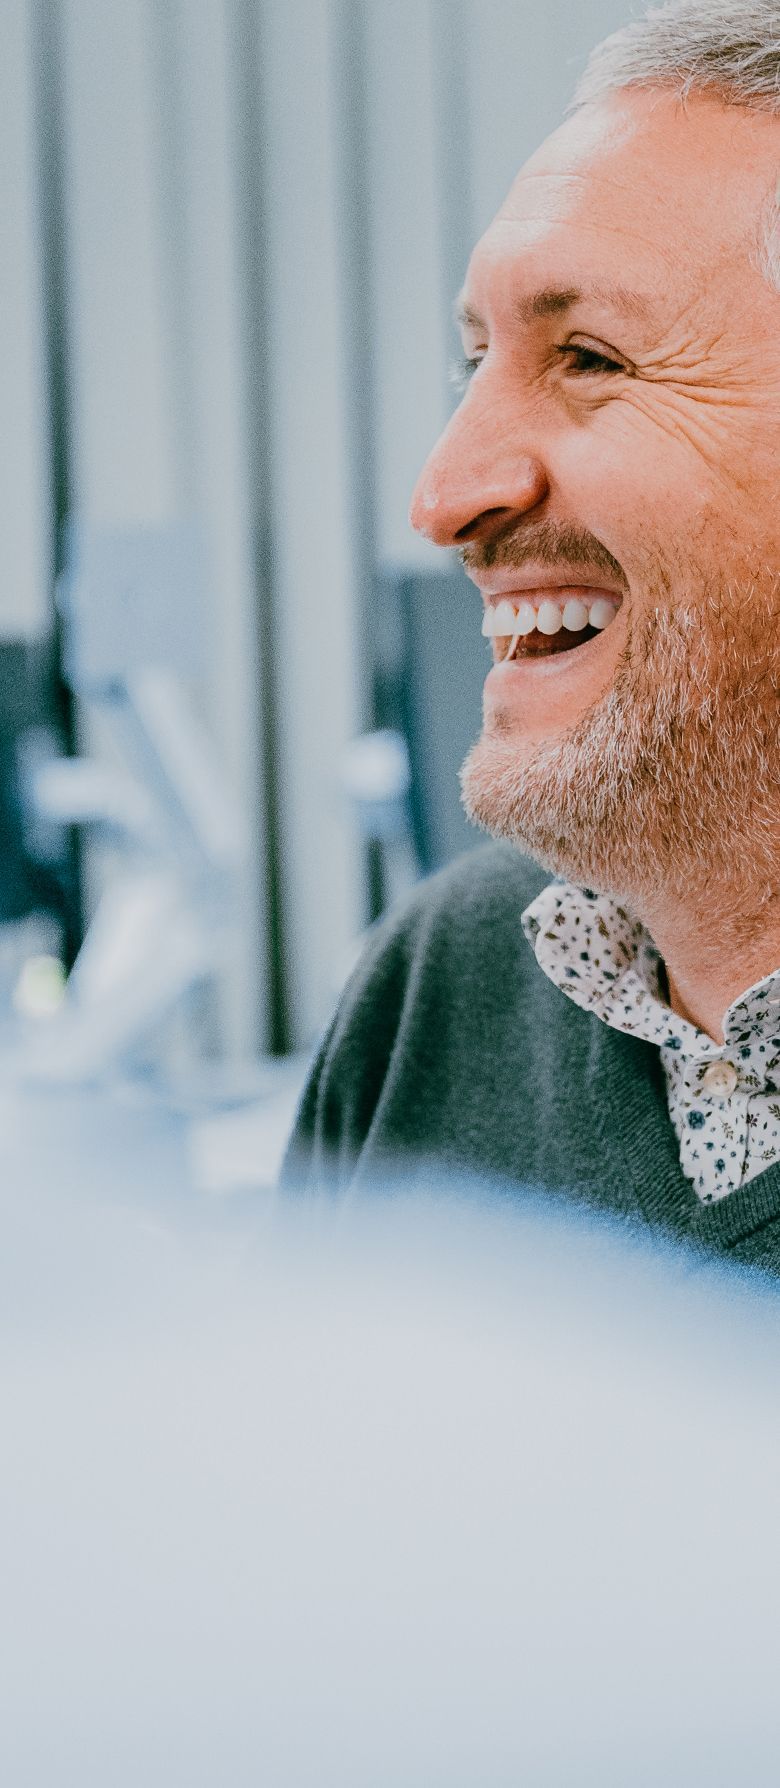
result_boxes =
[521,880,780,1056]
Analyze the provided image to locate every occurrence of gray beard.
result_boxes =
[460,590,780,914]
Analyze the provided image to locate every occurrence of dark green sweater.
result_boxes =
[282,843,780,1273]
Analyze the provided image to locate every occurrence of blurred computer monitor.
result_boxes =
[375,565,485,873]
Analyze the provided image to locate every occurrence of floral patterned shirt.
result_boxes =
[521,880,780,1205]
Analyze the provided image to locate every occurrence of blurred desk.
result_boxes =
[0,1059,306,1219]
[0,1154,780,1786]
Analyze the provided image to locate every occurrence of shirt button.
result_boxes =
[701,1061,738,1099]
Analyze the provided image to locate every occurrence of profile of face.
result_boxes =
[409,89,780,908]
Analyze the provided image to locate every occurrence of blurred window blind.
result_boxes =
[11,0,631,1056]
[2,0,52,644]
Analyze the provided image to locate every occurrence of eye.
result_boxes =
[558,342,627,376]
[449,354,483,394]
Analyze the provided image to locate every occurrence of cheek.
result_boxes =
[550,394,780,598]
[600,385,780,527]
[551,401,718,568]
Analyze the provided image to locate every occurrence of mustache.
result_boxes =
[459,521,627,587]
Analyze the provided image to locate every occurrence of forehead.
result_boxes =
[463,89,779,325]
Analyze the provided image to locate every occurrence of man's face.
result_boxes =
[409,90,780,902]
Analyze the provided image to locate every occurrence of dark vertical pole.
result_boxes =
[31,0,83,969]
[229,0,291,1055]
[331,0,384,922]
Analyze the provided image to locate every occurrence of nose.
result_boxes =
[409,397,550,548]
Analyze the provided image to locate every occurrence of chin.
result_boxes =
[462,578,780,909]
[459,728,666,900]
[460,732,587,879]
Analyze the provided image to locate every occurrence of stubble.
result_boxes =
[461,579,780,922]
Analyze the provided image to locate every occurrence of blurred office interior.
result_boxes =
[3,0,627,1165]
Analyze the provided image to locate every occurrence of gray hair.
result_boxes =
[572,1,780,288]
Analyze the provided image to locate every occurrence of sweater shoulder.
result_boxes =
[310,847,548,1045]
[373,842,550,964]
[281,844,552,1185]
[426,841,550,921]
[308,846,553,1054]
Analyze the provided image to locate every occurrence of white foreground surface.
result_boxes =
[0,1095,779,1785]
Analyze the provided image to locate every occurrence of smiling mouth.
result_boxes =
[482,589,623,660]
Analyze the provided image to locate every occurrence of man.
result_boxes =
[283,0,780,1272]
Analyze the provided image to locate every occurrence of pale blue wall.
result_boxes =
[8,0,635,1049]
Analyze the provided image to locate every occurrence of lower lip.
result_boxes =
[484,620,618,693]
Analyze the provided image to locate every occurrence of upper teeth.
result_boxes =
[481,594,619,638]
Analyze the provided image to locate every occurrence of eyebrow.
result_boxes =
[454,284,655,332]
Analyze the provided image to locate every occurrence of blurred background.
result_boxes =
[3,0,628,1172]
[10,21,780,1773]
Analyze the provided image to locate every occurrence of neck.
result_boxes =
[637,884,780,1045]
